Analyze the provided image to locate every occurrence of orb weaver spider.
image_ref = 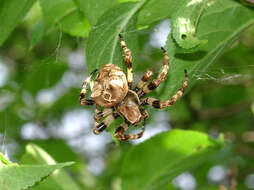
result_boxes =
[79,34,188,140]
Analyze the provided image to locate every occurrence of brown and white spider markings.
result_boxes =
[79,34,188,141]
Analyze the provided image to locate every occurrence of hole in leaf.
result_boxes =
[181,34,187,40]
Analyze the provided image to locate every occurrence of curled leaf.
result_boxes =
[160,0,254,100]
[171,0,213,49]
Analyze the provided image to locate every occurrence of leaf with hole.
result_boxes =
[171,0,211,49]
[159,0,254,100]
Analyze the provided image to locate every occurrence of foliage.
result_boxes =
[0,152,73,190]
[0,0,36,46]
[121,130,223,190]
[0,0,254,189]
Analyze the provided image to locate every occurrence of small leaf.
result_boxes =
[86,1,146,73]
[29,20,45,50]
[60,9,90,38]
[29,9,89,49]
[121,130,223,190]
[22,140,86,173]
[160,0,254,100]
[0,153,13,165]
[171,0,212,49]
[75,0,117,25]
[22,58,67,96]
[0,0,36,46]
[137,0,185,26]
[0,152,73,190]
[21,144,81,190]
[30,0,87,48]
[39,0,76,27]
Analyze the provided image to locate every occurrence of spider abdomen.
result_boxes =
[91,64,128,107]
[118,91,142,125]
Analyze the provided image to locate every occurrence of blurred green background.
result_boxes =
[0,0,254,189]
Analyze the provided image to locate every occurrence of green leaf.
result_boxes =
[0,153,13,165]
[160,0,254,100]
[74,0,117,25]
[22,58,67,96]
[29,20,45,50]
[21,140,86,173]
[119,0,140,2]
[60,9,90,38]
[30,0,88,48]
[21,144,81,190]
[0,152,73,190]
[29,9,90,49]
[137,0,185,26]
[121,129,223,190]
[86,1,146,73]
[39,0,76,27]
[0,107,24,138]
[171,0,211,49]
[0,0,36,46]
[23,1,42,28]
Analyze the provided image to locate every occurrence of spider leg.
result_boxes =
[93,110,120,134]
[138,47,169,98]
[114,119,146,141]
[79,69,98,106]
[140,108,149,119]
[133,69,153,93]
[94,107,114,121]
[119,34,133,89]
[141,70,188,109]
[114,110,148,141]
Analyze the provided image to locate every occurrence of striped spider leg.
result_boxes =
[138,47,170,98]
[79,69,98,106]
[119,34,133,89]
[133,69,154,93]
[93,107,120,134]
[141,70,188,109]
[114,109,149,141]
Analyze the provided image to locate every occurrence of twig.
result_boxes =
[219,185,227,190]
[219,165,238,190]
[228,165,238,190]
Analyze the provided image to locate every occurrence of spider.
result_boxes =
[79,34,188,141]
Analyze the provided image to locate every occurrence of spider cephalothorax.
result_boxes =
[79,34,188,140]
